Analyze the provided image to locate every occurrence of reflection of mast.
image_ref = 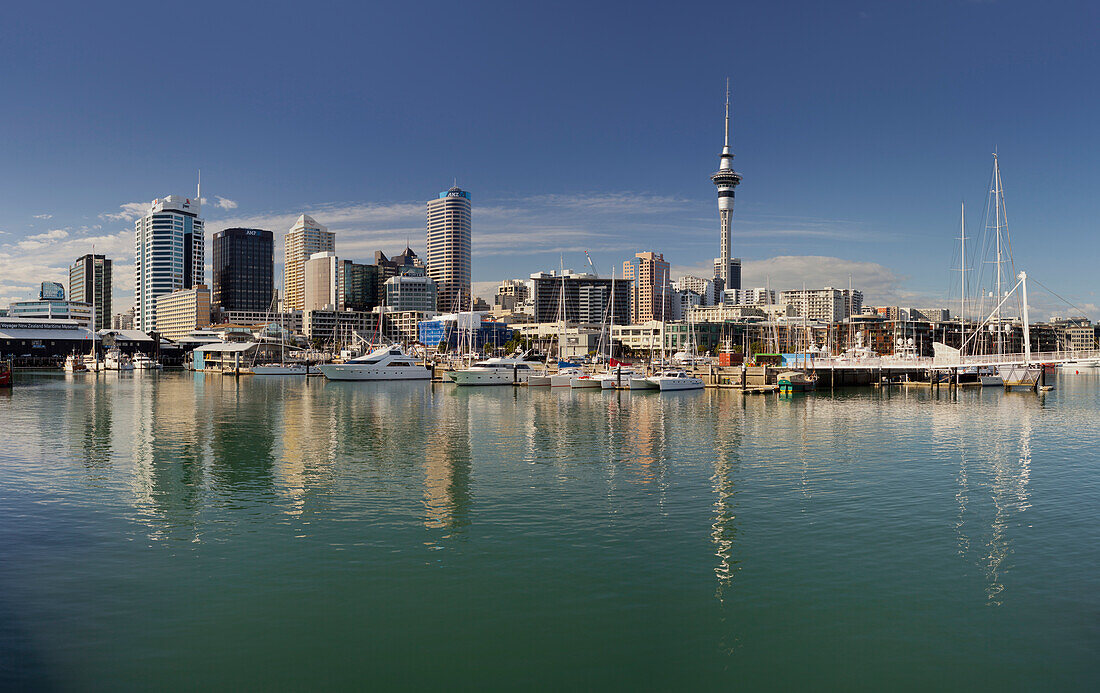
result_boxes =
[954,398,1033,606]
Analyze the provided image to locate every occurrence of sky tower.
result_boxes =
[711,79,743,292]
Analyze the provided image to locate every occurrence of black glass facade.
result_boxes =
[341,261,380,311]
[212,228,274,311]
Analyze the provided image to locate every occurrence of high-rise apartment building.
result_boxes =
[69,254,112,331]
[674,275,717,306]
[212,228,273,312]
[134,195,204,332]
[284,214,335,311]
[780,287,864,323]
[303,251,342,312]
[529,270,631,325]
[426,187,471,312]
[622,251,671,323]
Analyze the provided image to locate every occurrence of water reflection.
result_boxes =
[710,392,744,599]
[953,392,1034,606]
[423,388,472,533]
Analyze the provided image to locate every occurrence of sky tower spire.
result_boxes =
[711,79,743,292]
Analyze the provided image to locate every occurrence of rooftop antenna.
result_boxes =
[724,77,730,149]
[197,169,202,204]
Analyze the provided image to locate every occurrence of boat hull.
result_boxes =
[628,377,658,390]
[318,364,430,381]
[649,377,704,391]
[526,375,551,387]
[446,370,518,385]
[569,377,602,389]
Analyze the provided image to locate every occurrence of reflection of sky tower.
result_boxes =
[710,79,743,292]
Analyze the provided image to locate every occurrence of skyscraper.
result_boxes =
[426,186,471,312]
[303,251,341,312]
[134,195,204,332]
[710,80,743,293]
[69,254,112,331]
[623,251,670,323]
[212,228,274,312]
[284,214,335,311]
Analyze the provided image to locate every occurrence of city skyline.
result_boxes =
[1,2,1097,319]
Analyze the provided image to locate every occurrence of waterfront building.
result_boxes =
[302,309,373,343]
[622,252,670,324]
[780,287,863,323]
[212,228,274,313]
[216,309,303,335]
[514,322,604,361]
[710,81,743,293]
[303,251,342,312]
[134,195,204,332]
[426,186,472,312]
[379,309,435,344]
[418,313,514,352]
[0,317,96,358]
[385,270,437,313]
[8,299,92,328]
[284,215,335,311]
[154,285,211,341]
[69,254,112,331]
[341,260,380,312]
[529,270,631,325]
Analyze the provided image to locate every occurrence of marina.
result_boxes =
[2,370,1098,688]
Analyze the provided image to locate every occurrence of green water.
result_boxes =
[2,372,1098,690]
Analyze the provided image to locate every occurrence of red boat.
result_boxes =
[0,360,11,388]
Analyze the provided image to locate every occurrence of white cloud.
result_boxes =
[215,196,238,210]
[99,202,147,222]
[25,229,69,241]
[32,213,53,220]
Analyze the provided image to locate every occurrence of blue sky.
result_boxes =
[1,0,1097,317]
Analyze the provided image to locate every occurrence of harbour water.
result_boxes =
[2,373,1098,689]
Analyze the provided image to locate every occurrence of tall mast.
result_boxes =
[993,152,1003,355]
[959,202,967,355]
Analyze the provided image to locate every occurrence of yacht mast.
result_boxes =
[993,152,1003,356]
[959,202,967,355]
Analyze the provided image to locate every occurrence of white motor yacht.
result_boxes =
[104,348,133,371]
[63,354,86,372]
[132,353,162,370]
[446,356,545,386]
[647,370,704,391]
[317,345,430,381]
